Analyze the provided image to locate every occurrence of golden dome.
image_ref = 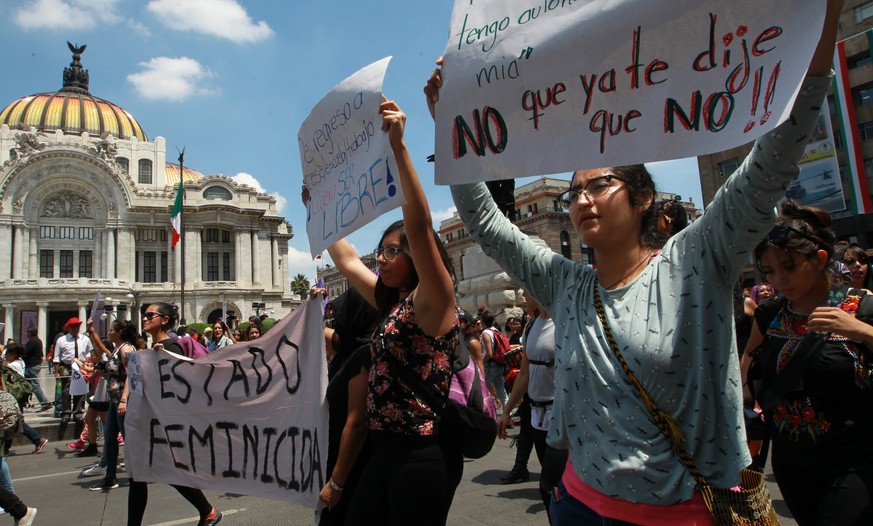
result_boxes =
[0,42,147,142]
[165,162,205,186]
[0,92,148,142]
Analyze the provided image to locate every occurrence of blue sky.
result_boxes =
[0,0,703,282]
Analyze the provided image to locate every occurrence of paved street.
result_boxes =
[6,370,799,525]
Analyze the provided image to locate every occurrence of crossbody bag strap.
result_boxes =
[593,285,709,487]
[391,353,448,415]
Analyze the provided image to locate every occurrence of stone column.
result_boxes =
[186,229,202,284]
[95,228,103,278]
[117,228,136,282]
[2,304,13,342]
[251,232,261,286]
[105,228,116,279]
[0,224,12,280]
[78,302,87,325]
[271,236,281,289]
[25,227,35,279]
[37,302,48,344]
[238,229,252,286]
[12,225,23,279]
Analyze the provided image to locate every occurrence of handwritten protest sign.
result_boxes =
[434,0,826,184]
[126,298,328,508]
[299,57,404,258]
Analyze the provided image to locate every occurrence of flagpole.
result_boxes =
[178,148,186,324]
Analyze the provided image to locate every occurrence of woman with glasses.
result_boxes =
[741,201,873,525]
[303,97,458,525]
[127,302,222,526]
[840,243,873,291]
[425,3,840,523]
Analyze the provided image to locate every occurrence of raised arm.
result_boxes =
[381,99,456,337]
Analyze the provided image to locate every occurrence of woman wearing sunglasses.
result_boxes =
[303,97,458,525]
[742,202,873,525]
[126,302,222,526]
[841,243,873,291]
[425,3,840,524]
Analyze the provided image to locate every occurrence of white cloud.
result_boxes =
[286,245,319,284]
[14,0,121,29]
[127,57,214,102]
[147,0,273,43]
[230,173,286,214]
[432,207,457,223]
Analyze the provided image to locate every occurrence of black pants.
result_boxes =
[127,480,213,526]
[510,397,534,473]
[0,485,26,520]
[58,365,85,418]
[345,431,447,526]
[532,427,569,523]
[773,459,873,526]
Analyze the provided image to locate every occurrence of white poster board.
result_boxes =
[299,57,404,258]
[434,0,826,184]
[125,299,328,508]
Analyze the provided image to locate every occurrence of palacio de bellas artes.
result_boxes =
[0,43,295,344]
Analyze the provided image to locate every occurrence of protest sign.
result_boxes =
[434,0,826,184]
[126,298,328,508]
[70,362,88,396]
[299,57,404,258]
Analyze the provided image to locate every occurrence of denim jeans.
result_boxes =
[105,402,125,480]
[24,365,48,404]
[551,481,640,526]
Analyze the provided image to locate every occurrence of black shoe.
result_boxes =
[77,444,99,457]
[89,477,119,491]
[197,508,222,526]
[36,403,53,412]
[60,414,70,424]
[500,469,530,484]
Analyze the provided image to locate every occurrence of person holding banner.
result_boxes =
[304,97,459,525]
[128,302,222,526]
[426,1,841,523]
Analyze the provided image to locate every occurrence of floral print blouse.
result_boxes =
[368,295,458,436]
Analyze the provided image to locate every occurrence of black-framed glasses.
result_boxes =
[844,255,869,266]
[767,224,824,248]
[142,312,163,321]
[375,246,405,261]
[559,175,626,209]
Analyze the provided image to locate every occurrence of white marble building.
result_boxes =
[0,45,294,344]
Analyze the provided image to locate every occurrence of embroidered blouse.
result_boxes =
[755,286,873,474]
[368,295,458,435]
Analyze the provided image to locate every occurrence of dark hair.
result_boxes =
[840,242,873,289]
[149,302,178,331]
[657,199,689,238]
[26,327,37,337]
[480,310,496,329]
[373,220,456,318]
[574,165,661,249]
[213,320,230,334]
[754,200,835,275]
[4,343,23,356]
[111,320,138,346]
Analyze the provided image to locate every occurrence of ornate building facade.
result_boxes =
[0,45,294,343]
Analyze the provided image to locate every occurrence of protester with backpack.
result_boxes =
[2,345,46,455]
[741,201,873,525]
[480,310,508,411]
[497,292,567,522]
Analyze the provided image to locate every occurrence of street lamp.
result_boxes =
[252,301,266,317]
[127,291,142,333]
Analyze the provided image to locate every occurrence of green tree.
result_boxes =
[291,273,310,299]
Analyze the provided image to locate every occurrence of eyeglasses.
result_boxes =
[844,255,869,266]
[375,246,405,261]
[559,175,626,209]
[767,225,824,249]
[142,312,163,321]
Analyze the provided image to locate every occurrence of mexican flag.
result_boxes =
[171,179,183,249]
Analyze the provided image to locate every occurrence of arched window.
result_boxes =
[116,157,129,174]
[203,186,233,201]
[138,159,153,184]
[560,231,572,259]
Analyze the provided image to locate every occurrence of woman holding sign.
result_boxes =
[127,302,222,526]
[304,97,458,525]
[425,1,841,524]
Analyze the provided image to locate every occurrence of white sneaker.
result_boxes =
[14,507,36,526]
[81,462,106,477]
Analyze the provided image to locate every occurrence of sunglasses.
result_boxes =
[844,255,869,266]
[375,246,405,261]
[767,224,824,249]
[142,312,164,321]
